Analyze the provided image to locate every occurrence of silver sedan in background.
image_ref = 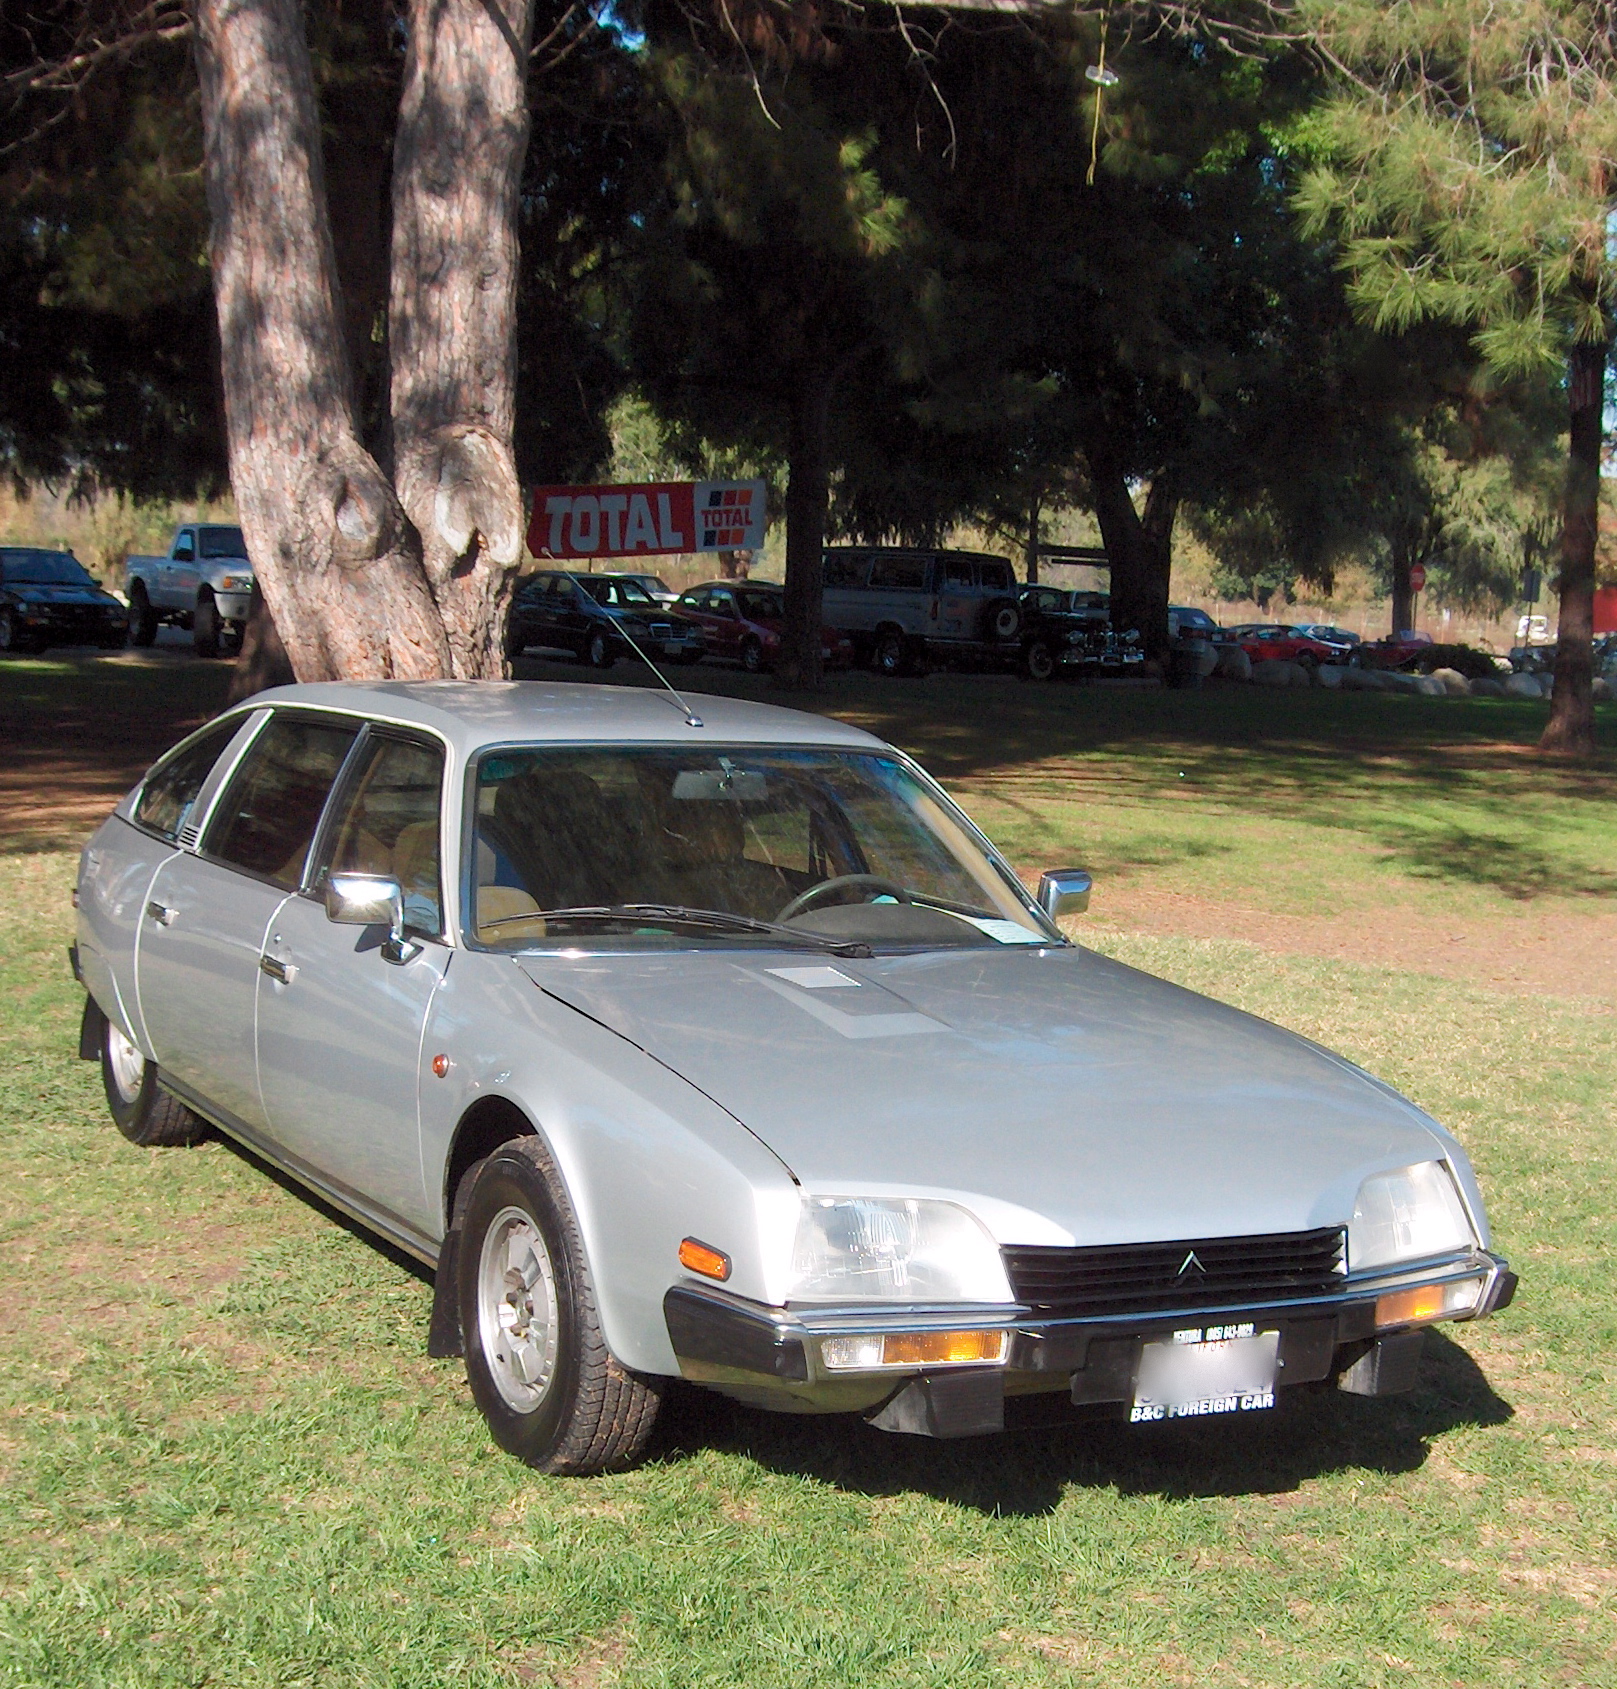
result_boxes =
[72,682,1515,1473]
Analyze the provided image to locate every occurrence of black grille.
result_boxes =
[1002,1227,1346,1320]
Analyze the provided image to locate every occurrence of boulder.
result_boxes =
[1216,645,1252,682]
[1315,663,1345,689]
[1430,667,1471,697]
[1504,672,1545,699]
[1252,658,1295,687]
[1341,665,1387,691]
[1469,676,1506,698]
[1413,674,1448,697]
[1380,669,1425,694]
[1593,675,1612,701]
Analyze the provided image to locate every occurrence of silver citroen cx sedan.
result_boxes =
[71,681,1515,1473]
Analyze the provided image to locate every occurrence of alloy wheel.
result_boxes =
[476,1205,561,1412]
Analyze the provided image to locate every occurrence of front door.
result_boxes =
[136,709,360,1128]
[255,731,449,1239]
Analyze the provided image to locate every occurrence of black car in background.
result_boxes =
[507,571,706,668]
[1016,584,1108,679]
[0,549,127,654]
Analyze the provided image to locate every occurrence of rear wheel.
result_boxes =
[127,583,158,646]
[102,1018,207,1147]
[586,629,615,669]
[740,636,765,673]
[193,591,221,659]
[458,1136,662,1473]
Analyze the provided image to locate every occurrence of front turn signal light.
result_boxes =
[678,1237,731,1281]
[1375,1277,1484,1329]
[820,1329,1009,1371]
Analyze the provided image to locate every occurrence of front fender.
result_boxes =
[420,953,798,1376]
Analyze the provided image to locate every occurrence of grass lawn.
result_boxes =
[1,655,1613,1687]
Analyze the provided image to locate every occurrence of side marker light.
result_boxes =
[679,1237,731,1281]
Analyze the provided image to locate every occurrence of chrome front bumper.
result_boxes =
[664,1250,1515,1431]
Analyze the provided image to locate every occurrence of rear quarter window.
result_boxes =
[869,556,929,592]
[823,552,869,589]
[132,719,243,842]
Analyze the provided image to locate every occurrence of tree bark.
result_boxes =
[1086,445,1172,660]
[1024,501,1039,584]
[227,581,295,704]
[777,366,832,691]
[193,0,449,684]
[1389,550,1414,636]
[718,549,752,580]
[1541,329,1605,757]
[389,0,535,681]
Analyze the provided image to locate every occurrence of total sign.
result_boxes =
[528,480,768,561]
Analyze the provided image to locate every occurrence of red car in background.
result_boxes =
[676,581,856,672]
[1229,623,1349,671]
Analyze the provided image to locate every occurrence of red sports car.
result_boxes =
[675,581,855,672]
[1229,624,1345,670]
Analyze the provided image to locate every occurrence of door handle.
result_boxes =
[259,954,296,985]
[146,901,176,926]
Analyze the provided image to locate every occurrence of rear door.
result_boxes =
[867,553,931,635]
[937,555,974,639]
[255,729,449,1237]
[136,711,360,1129]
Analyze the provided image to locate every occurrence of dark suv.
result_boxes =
[821,548,1023,675]
[507,572,706,668]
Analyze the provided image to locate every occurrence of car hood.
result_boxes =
[516,945,1450,1246]
[5,581,119,606]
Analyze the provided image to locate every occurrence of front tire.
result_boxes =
[127,584,158,647]
[873,629,911,677]
[101,1017,207,1147]
[585,629,615,670]
[193,591,221,659]
[1022,638,1056,682]
[740,636,765,674]
[458,1137,662,1474]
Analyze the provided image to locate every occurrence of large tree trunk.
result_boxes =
[1542,330,1605,757]
[389,0,535,681]
[1388,551,1413,636]
[1086,446,1172,660]
[1024,501,1039,584]
[194,0,449,683]
[777,366,832,691]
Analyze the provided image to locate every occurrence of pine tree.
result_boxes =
[1295,0,1616,754]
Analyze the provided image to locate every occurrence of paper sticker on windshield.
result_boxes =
[962,916,1045,945]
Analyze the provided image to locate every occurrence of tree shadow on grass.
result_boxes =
[647,1331,1511,1517]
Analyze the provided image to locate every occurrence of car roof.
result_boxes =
[233,680,887,757]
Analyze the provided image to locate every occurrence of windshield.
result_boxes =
[468,745,1053,951]
[1,550,97,588]
[581,578,656,608]
[198,526,248,559]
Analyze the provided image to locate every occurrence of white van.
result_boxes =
[822,548,1022,675]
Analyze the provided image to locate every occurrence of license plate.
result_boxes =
[663,642,683,656]
[1129,1324,1278,1423]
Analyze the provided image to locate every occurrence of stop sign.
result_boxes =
[1409,563,1427,593]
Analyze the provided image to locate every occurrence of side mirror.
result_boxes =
[1037,868,1092,919]
[324,872,421,964]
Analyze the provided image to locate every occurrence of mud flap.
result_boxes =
[426,1227,463,1358]
[1338,1330,1425,1397]
[78,993,107,1061]
[867,1368,1005,1438]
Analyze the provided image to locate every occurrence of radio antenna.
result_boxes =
[560,569,704,728]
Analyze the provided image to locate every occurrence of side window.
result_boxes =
[172,531,195,562]
[712,591,737,618]
[979,560,1013,594]
[317,735,445,936]
[823,551,867,589]
[869,555,928,592]
[205,715,359,888]
[132,719,242,842]
[943,557,973,588]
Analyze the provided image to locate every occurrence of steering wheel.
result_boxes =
[776,874,912,924]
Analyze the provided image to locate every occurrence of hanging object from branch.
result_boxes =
[1085,13,1116,186]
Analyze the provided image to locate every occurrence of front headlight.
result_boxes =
[789,1197,1013,1305]
[1349,1161,1475,1273]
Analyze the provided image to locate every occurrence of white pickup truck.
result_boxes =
[125,524,255,657]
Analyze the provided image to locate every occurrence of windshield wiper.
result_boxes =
[488,903,874,958]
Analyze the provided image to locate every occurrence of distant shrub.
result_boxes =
[1410,644,1502,680]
